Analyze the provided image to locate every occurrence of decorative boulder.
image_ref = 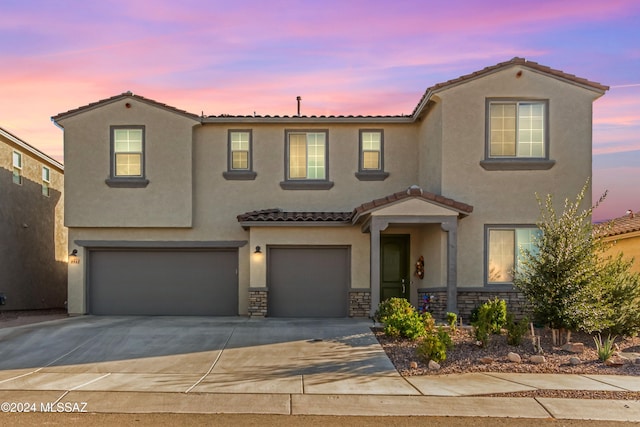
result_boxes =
[561,342,584,353]
[409,361,418,369]
[428,360,441,370]
[569,357,582,365]
[479,357,494,364]
[507,352,522,363]
[530,355,546,364]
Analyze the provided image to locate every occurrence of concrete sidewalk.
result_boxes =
[0,316,638,421]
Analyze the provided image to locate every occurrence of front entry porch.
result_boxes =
[351,186,473,318]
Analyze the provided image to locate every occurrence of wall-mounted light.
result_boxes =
[254,246,262,254]
[69,249,80,264]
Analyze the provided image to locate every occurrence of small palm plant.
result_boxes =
[593,334,617,362]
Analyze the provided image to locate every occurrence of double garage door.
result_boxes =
[267,246,350,318]
[89,249,238,316]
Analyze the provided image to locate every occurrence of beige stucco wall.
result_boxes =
[60,64,604,314]
[57,98,198,228]
[434,65,600,286]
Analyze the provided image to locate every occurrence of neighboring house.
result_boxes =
[0,126,66,311]
[599,210,640,273]
[51,58,608,320]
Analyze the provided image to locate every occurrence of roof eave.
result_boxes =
[0,127,64,171]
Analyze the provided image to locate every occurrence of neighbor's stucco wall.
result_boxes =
[0,135,67,310]
[435,65,600,287]
[603,234,640,273]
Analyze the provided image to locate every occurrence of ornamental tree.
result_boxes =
[513,180,640,338]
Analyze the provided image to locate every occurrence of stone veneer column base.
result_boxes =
[349,290,371,318]
[248,288,268,317]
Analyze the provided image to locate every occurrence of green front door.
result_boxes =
[380,235,410,301]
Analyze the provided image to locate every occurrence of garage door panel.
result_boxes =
[268,247,349,318]
[89,250,237,316]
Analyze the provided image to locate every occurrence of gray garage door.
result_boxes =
[89,249,237,315]
[267,246,350,317]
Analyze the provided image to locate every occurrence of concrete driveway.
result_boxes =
[0,316,417,400]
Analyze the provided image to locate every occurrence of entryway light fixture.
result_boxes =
[254,246,262,254]
[69,249,80,264]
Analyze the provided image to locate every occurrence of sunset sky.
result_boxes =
[1,0,638,221]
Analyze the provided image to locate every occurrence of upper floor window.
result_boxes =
[12,151,22,185]
[106,126,149,188]
[356,129,388,181]
[481,100,554,171]
[486,226,540,284]
[42,166,50,197]
[280,130,333,189]
[223,130,256,180]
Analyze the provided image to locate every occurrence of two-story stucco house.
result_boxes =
[52,58,608,320]
[0,126,67,311]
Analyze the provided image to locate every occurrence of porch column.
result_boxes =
[369,217,389,318]
[441,218,458,314]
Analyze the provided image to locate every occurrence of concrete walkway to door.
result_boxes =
[0,316,639,422]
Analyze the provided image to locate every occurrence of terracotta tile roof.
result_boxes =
[51,91,200,123]
[412,57,609,117]
[597,210,640,238]
[352,185,473,219]
[51,58,608,124]
[238,187,473,227]
[237,208,352,223]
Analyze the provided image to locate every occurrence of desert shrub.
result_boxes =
[417,332,448,363]
[593,334,617,361]
[437,326,453,349]
[446,312,457,331]
[375,298,431,340]
[471,298,507,347]
[505,314,530,346]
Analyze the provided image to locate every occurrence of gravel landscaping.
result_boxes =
[374,325,640,399]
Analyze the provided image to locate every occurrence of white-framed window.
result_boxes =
[487,226,541,284]
[12,151,22,185]
[42,166,50,197]
[360,130,382,171]
[488,101,547,158]
[112,127,144,177]
[286,131,327,180]
[229,130,251,170]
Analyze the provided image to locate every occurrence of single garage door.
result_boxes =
[268,246,350,317]
[89,249,237,315]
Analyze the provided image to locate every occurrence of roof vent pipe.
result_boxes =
[296,96,302,117]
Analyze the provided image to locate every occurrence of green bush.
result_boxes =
[417,332,448,363]
[437,326,453,349]
[505,314,529,346]
[375,298,432,340]
[471,298,507,347]
[446,312,457,331]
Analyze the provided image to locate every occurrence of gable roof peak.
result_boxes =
[52,91,200,124]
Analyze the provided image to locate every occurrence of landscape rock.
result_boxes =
[479,357,494,364]
[507,352,522,363]
[605,358,625,367]
[569,357,582,366]
[428,360,441,370]
[530,355,546,364]
[409,361,418,369]
[561,342,584,353]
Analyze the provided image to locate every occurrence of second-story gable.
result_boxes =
[53,93,201,228]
